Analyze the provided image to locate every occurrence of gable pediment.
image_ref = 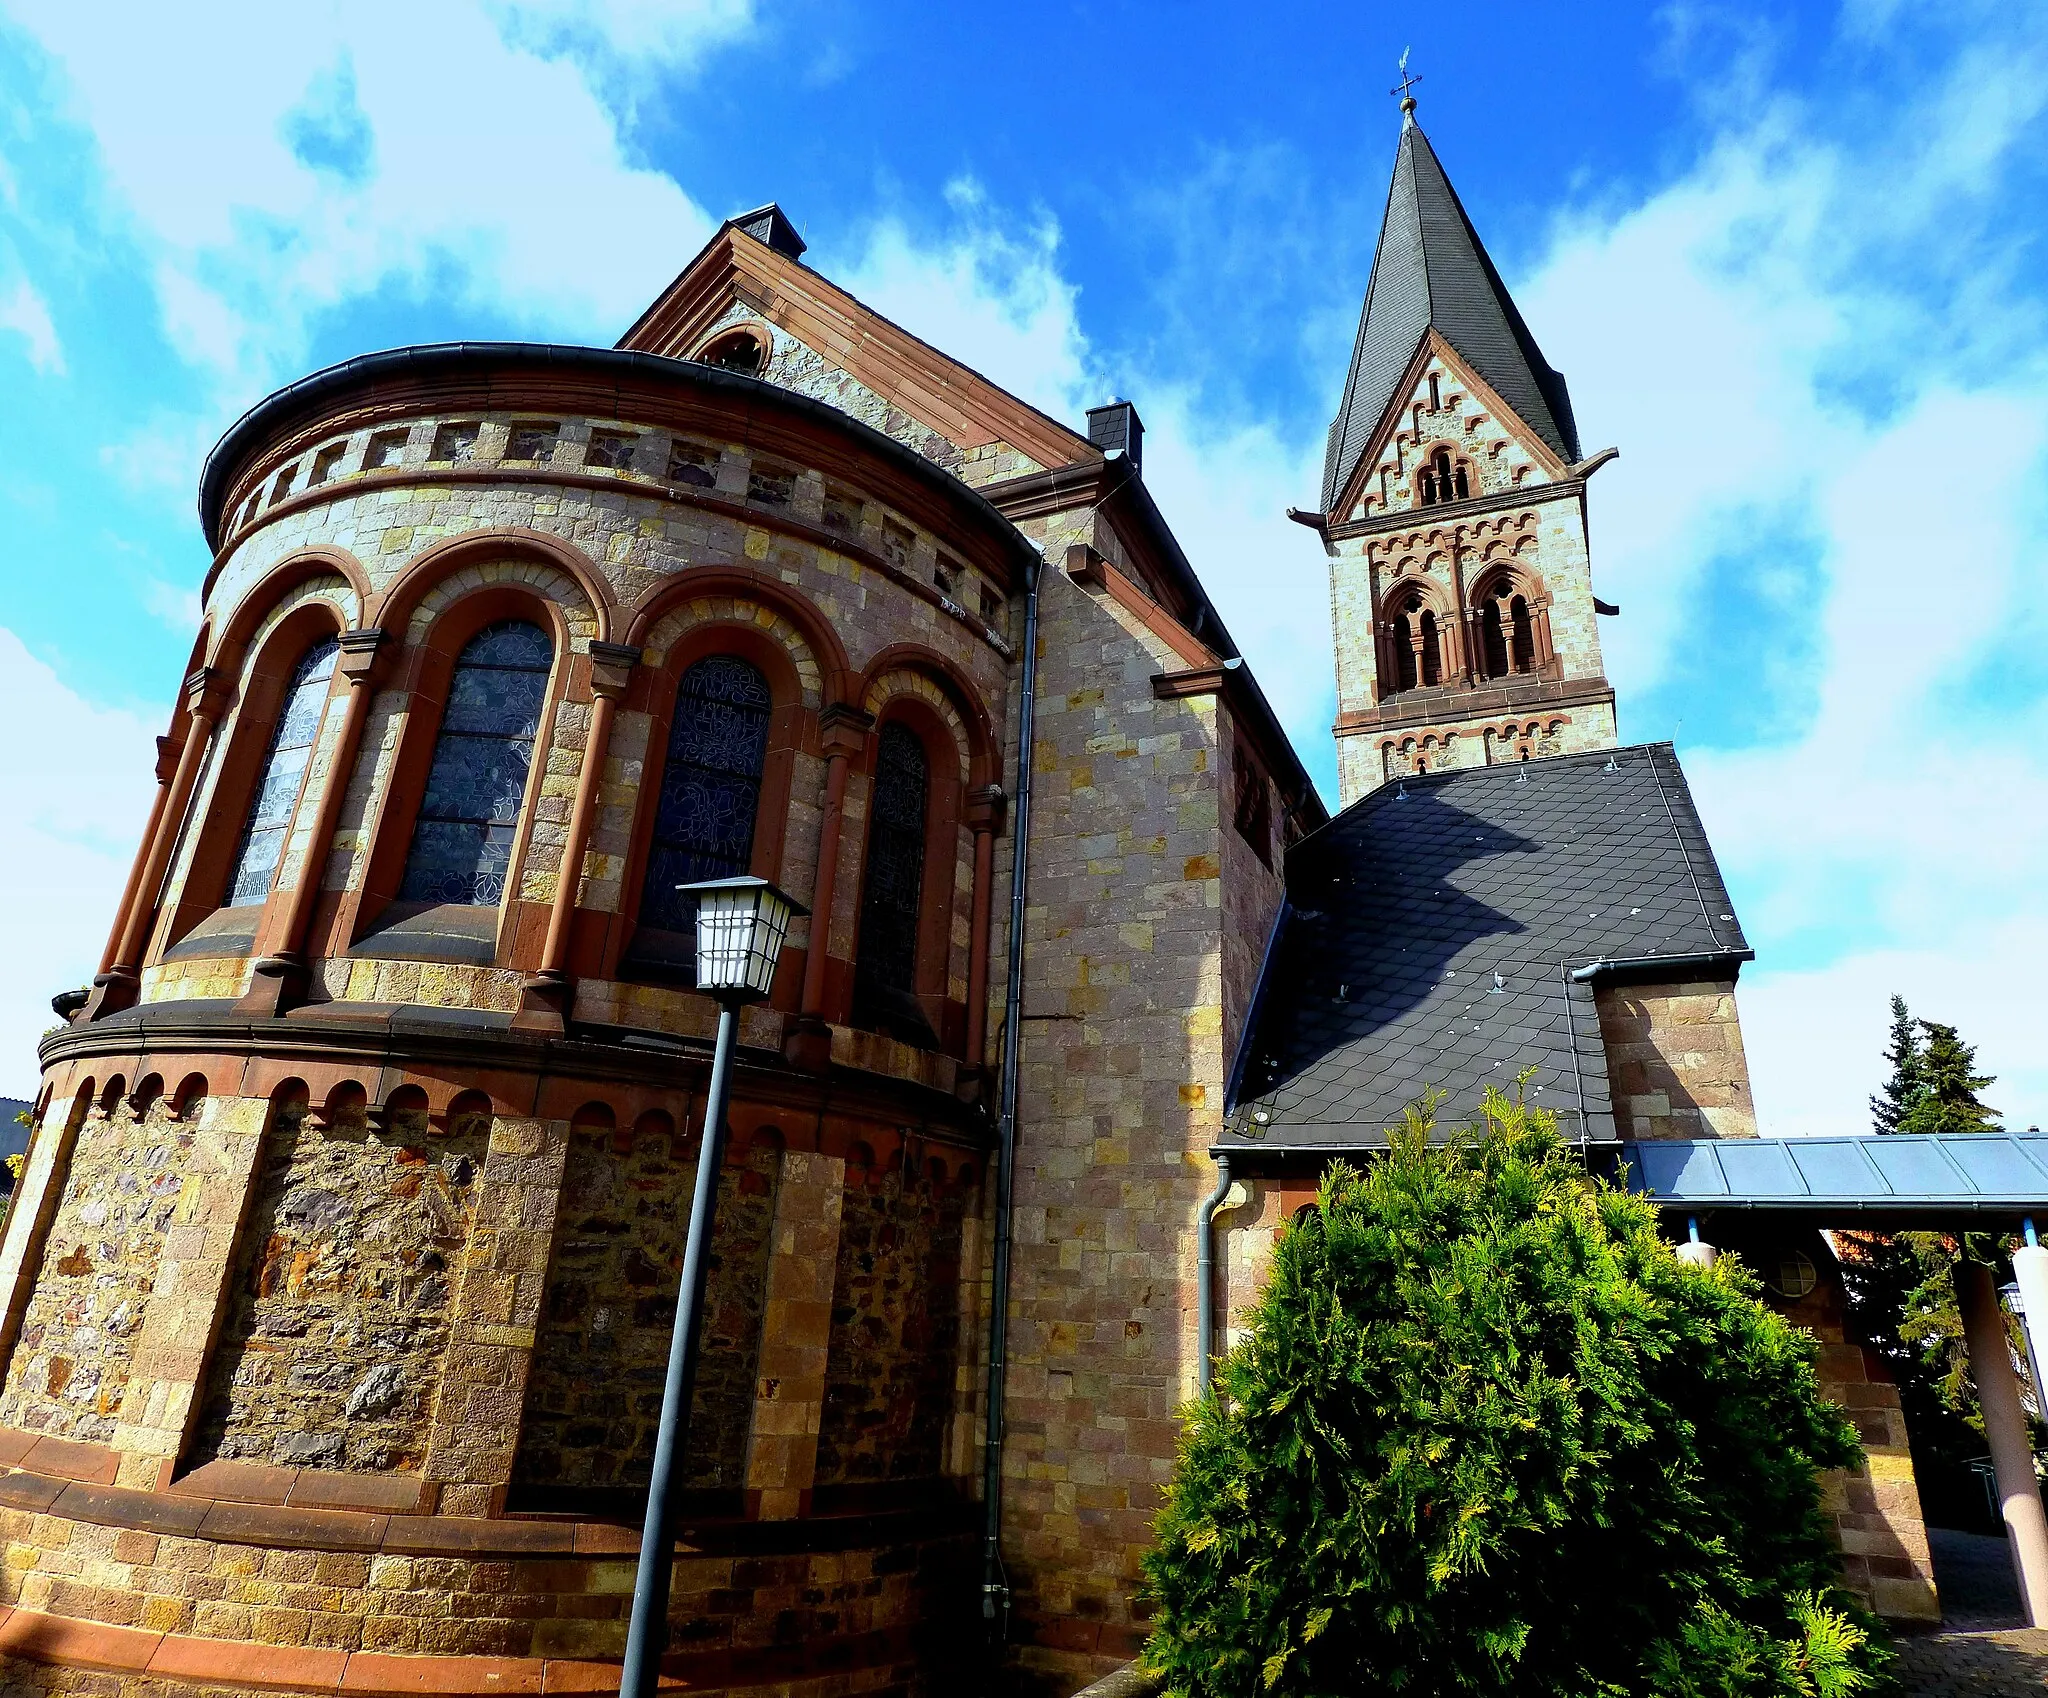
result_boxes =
[619,222,1096,485]
[1329,330,1572,524]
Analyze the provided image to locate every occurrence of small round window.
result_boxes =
[698,328,765,377]
[1765,1250,1818,1301]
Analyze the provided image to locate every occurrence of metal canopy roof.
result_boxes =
[1623,1134,2048,1227]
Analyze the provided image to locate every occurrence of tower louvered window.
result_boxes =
[398,621,553,906]
[226,637,338,906]
[853,722,934,1045]
[638,655,772,947]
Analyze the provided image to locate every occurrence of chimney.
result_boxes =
[1086,399,1144,474]
[729,203,807,262]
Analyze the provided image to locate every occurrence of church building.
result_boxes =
[0,99,1948,1698]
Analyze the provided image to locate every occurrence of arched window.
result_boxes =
[398,620,553,906]
[1509,595,1535,674]
[698,328,764,377]
[1419,447,1469,506]
[1480,581,1534,679]
[853,722,934,1044]
[637,655,772,943]
[227,636,338,905]
[1388,593,1440,695]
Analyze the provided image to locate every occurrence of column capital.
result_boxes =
[182,665,232,721]
[337,627,391,685]
[818,701,875,761]
[966,783,1007,833]
[586,640,642,701]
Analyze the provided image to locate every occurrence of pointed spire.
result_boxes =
[1321,116,1580,512]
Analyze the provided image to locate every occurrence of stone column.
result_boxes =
[238,629,388,1017]
[962,784,1005,1079]
[1958,1257,2048,1625]
[92,736,179,985]
[786,704,873,1072]
[743,1150,845,1519]
[420,1113,572,1516]
[110,1094,273,1489]
[84,667,230,1019]
[517,641,638,1032]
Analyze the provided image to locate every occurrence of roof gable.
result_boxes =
[1226,744,1748,1151]
[1322,117,1581,511]
[619,213,1096,481]
[1328,330,1571,523]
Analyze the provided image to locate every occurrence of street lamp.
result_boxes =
[620,875,805,1698]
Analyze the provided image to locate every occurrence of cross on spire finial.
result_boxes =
[1390,46,1421,118]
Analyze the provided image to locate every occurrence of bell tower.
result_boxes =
[1311,93,1619,804]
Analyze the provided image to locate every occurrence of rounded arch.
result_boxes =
[369,529,615,649]
[1379,576,1452,695]
[207,548,369,677]
[694,321,771,377]
[626,565,854,707]
[610,612,815,982]
[858,644,997,787]
[847,675,974,1053]
[159,591,353,949]
[341,581,574,953]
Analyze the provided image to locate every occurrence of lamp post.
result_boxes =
[620,876,805,1698]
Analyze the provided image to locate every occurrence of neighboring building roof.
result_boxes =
[1224,743,1749,1153]
[1321,112,1582,511]
[1624,1133,2048,1228]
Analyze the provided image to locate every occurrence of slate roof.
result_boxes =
[1321,114,1582,512]
[1224,744,1749,1153]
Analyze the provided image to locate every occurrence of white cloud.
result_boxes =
[827,189,1095,422]
[0,629,163,1094]
[3,0,747,399]
[140,577,203,634]
[0,272,60,372]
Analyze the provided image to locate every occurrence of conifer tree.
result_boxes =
[1868,995,1920,1134]
[1896,1021,2001,1137]
[1143,1092,1885,1698]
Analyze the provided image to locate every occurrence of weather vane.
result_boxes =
[1391,46,1422,110]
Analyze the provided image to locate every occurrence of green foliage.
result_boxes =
[1867,997,1919,1136]
[1844,1000,2020,1524]
[1142,1091,1883,1698]
[1895,1021,2000,1137]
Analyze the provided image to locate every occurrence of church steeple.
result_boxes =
[1317,100,1616,806]
[1322,109,1579,514]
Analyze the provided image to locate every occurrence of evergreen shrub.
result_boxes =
[1142,1092,1888,1698]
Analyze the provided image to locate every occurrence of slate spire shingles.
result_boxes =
[1321,110,1583,511]
[1226,744,1749,1151]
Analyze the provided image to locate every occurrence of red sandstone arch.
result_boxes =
[368,530,617,646]
[153,595,355,960]
[624,565,856,708]
[206,547,371,679]
[326,580,578,966]
[856,642,998,788]
[605,611,815,990]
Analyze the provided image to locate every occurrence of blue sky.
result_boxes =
[2,1,2045,1133]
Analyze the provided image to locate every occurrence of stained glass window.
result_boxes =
[226,637,339,906]
[397,620,553,906]
[638,656,772,940]
[853,722,932,1043]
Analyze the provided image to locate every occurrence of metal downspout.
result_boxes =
[982,549,1042,1650]
[1197,1156,1234,1397]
